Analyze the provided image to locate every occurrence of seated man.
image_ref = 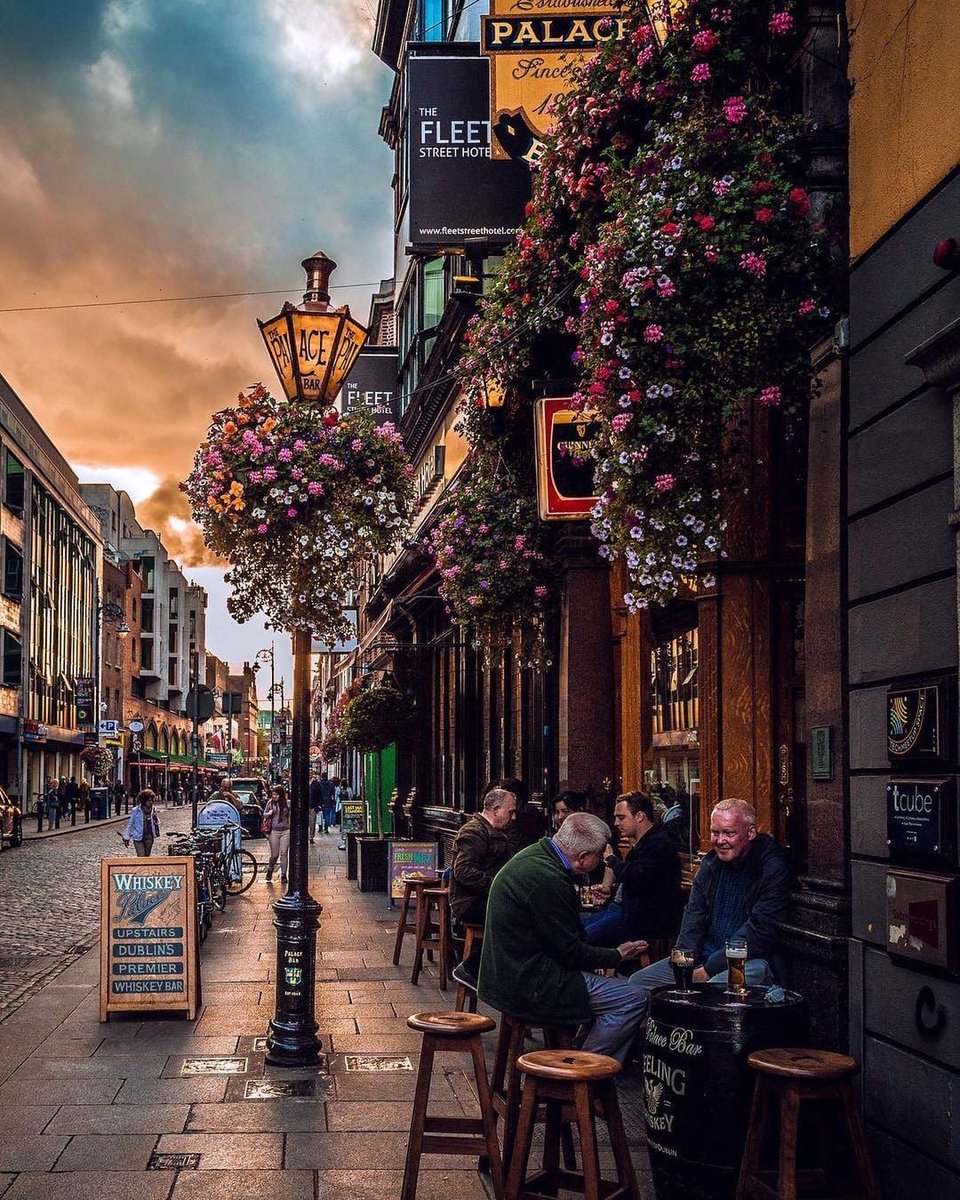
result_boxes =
[449,787,517,989]
[629,797,794,1005]
[583,791,682,949]
[478,812,649,1065]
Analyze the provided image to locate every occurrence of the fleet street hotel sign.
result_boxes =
[408,50,531,249]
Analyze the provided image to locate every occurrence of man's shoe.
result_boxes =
[265,868,273,882]
[451,962,478,991]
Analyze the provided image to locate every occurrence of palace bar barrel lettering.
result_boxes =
[643,985,807,1199]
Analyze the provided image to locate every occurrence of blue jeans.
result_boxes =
[628,955,773,1016]
[579,971,650,1065]
[582,902,626,947]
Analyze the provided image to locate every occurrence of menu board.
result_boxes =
[99,856,199,1021]
[388,841,440,901]
[341,800,367,834]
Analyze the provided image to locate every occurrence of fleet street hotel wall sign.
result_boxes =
[407,52,531,249]
[100,856,199,1021]
[534,397,601,519]
[481,1,627,162]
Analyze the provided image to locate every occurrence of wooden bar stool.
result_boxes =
[393,876,434,966]
[454,923,484,1013]
[411,886,451,989]
[506,1048,638,1200]
[401,1011,504,1200]
[489,1012,576,1168]
[736,1048,881,1200]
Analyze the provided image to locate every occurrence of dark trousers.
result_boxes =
[454,897,487,970]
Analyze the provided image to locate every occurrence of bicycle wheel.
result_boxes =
[212,870,228,911]
[225,846,258,895]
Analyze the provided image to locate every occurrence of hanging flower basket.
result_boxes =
[424,453,553,647]
[456,0,836,612]
[338,685,415,753]
[183,384,415,639]
[80,745,114,777]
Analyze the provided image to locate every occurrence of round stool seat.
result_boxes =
[516,1048,621,1082]
[407,1010,496,1036]
[747,1047,858,1082]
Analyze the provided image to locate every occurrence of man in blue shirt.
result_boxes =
[629,798,794,1006]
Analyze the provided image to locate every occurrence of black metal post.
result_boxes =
[191,648,200,827]
[266,625,322,1067]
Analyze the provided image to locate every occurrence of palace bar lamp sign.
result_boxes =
[258,253,367,408]
[534,397,601,520]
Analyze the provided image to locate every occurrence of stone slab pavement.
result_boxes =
[0,828,657,1199]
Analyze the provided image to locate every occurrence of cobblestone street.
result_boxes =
[0,808,197,1020]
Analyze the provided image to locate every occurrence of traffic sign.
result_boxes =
[128,719,144,733]
[186,686,215,722]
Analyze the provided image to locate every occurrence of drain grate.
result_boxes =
[148,1152,200,1170]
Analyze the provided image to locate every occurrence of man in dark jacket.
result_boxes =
[584,791,682,947]
[450,787,517,988]
[308,775,323,842]
[629,798,794,1006]
[479,812,649,1064]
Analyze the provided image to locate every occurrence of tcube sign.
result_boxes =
[407,54,530,249]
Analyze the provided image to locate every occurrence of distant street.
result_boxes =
[0,805,196,1019]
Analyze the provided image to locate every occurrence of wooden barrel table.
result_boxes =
[642,984,807,1199]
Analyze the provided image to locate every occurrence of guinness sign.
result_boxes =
[534,397,600,520]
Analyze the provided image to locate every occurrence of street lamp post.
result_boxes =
[258,252,367,1069]
[256,645,276,781]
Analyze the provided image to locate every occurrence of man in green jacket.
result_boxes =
[478,812,649,1064]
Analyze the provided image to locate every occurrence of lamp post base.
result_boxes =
[265,892,322,1067]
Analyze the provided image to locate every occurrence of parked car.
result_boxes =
[228,776,266,839]
[0,788,23,849]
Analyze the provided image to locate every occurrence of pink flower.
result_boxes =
[712,178,731,197]
[514,535,526,551]
[724,96,747,124]
[755,207,774,223]
[759,386,782,407]
[351,438,363,451]
[534,586,548,599]
[307,481,323,495]
[769,11,793,35]
[293,439,307,452]
[644,324,664,342]
[692,29,718,53]
[740,251,767,277]
[704,245,720,264]
[278,448,293,462]
[798,298,816,315]
[611,413,633,433]
[257,523,268,534]
[655,475,676,492]
[691,63,711,83]
[287,507,298,518]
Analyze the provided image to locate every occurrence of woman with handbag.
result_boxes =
[262,785,291,885]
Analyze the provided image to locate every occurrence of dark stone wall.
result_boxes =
[847,169,960,1196]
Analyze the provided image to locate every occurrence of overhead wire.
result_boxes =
[0,282,382,315]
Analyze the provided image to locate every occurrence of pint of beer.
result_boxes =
[725,937,748,995]
[670,947,696,994]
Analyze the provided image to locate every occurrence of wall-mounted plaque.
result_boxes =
[810,726,833,781]
[887,684,947,763]
[100,856,199,1021]
[886,868,959,972]
[534,397,601,520]
[886,777,956,865]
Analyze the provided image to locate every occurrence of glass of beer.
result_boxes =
[725,937,748,996]
[670,947,696,994]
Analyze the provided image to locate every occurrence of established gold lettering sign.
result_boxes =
[100,856,199,1021]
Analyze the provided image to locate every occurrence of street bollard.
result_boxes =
[35,802,43,834]
[70,807,76,826]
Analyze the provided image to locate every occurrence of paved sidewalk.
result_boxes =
[0,832,655,1199]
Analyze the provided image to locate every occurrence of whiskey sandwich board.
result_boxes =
[100,855,200,1021]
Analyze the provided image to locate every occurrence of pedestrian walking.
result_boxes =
[309,775,323,843]
[262,785,291,885]
[44,778,59,831]
[79,777,91,821]
[113,779,125,816]
[64,776,80,821]
[121,789,160,856]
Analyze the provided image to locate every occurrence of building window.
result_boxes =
[3,540,23,599]
[2,630,21,687]
[4,451,24,513]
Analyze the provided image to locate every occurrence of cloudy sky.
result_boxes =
[0,0,394,688]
